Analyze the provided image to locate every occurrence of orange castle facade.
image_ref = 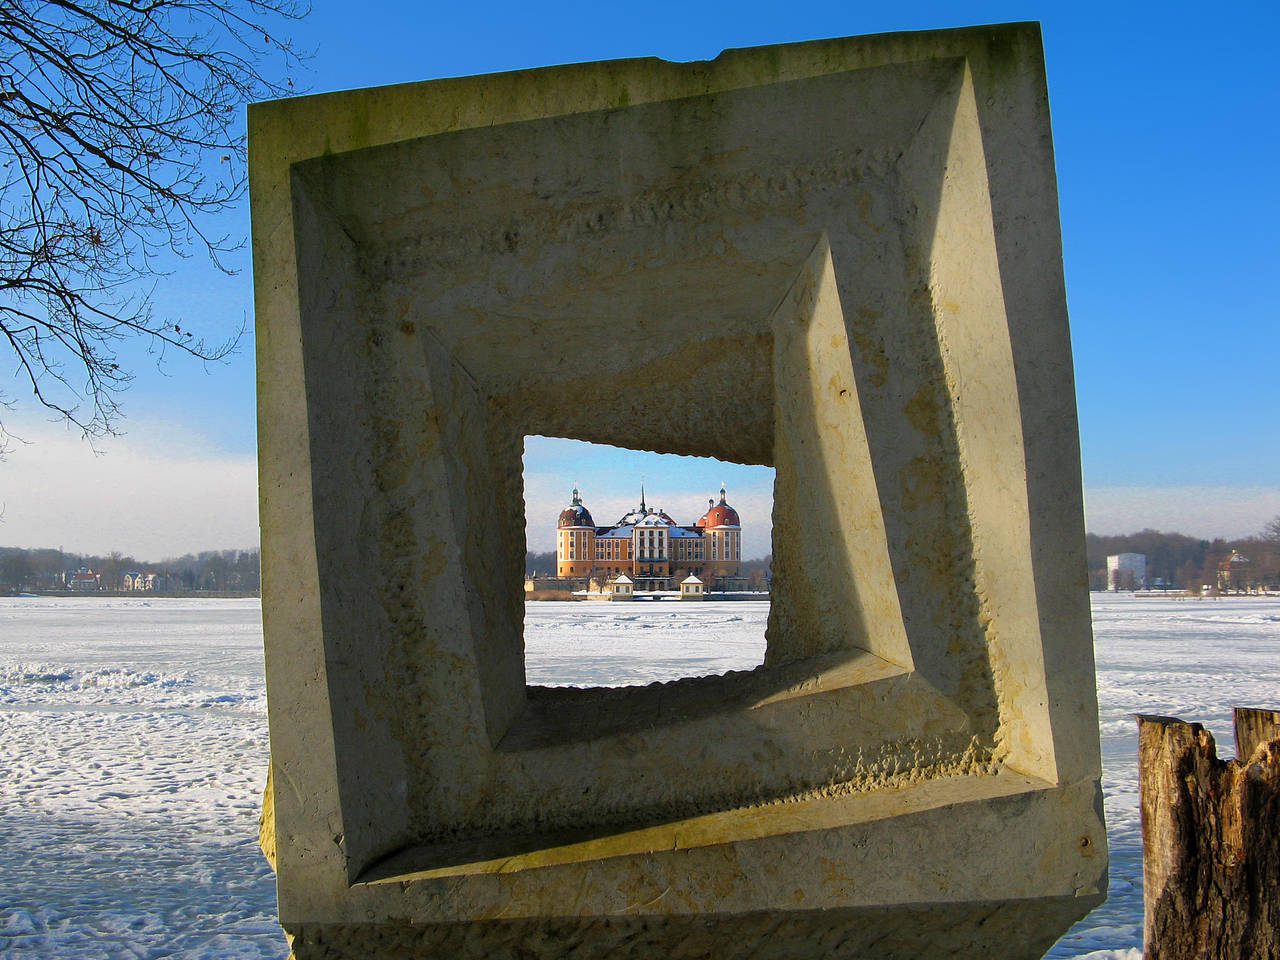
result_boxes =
[556,486,742,589]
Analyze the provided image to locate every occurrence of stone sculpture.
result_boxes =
[251,21,1106,958]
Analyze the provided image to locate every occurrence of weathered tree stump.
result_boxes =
[1138,707,1280,959]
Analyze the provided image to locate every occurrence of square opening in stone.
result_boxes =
[522,435,773,687]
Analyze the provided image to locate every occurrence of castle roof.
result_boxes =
[557,487,594,528]
[564,484,743,535]
[635,513,672,527]
[698,485,740,528]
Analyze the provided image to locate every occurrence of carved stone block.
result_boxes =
[250,21,1105,958]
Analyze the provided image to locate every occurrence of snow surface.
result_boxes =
[524,601,767,687]
[0,597,276,958]
[2,593,1279,957]
[1047,594,1280,960]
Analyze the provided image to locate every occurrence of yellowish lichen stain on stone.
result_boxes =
[848,321,889,390]
[903,379,944,439]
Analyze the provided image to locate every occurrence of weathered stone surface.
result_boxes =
[250,21,1105,959]
[285,897,1082,960]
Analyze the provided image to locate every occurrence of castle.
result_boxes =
[555,485,742,590]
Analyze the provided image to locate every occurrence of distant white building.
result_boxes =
[1106,553,1146,591]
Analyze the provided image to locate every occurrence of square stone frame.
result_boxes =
[251,21,1105,951]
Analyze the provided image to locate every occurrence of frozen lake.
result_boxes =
[3,593,1279,958]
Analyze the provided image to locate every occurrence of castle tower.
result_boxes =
[700,484,741,583]
[632,511,673,588]
[556,486,596,578]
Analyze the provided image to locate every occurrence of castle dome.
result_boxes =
[701,486,740,528]
[557,487,595,528]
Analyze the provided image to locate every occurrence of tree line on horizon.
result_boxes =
[1086,520,1279,592]
[5,524,1275,598]
[530,518,1280,595]
[0,546,260,595]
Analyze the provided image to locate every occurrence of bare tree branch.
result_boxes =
[0,0,306,440]
[1264,516,1280,543]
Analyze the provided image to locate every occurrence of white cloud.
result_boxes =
[0,417,258,559]
[1084,485,1280,540]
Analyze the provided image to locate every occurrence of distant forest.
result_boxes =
[0,546,260,594]
[1085,526,1279,592]
[4,524,1276,597]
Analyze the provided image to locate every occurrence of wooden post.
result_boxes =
[1138,708,1280,959]
[1234,708,1280,763]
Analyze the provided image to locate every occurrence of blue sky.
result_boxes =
[2,0,1277,557]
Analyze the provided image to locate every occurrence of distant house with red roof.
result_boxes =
[64,567,99,591]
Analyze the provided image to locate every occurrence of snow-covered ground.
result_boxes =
[1046,594,1280,960]
[524,600,768,686]
[0,598,277,959]
[2,593,1278,958]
